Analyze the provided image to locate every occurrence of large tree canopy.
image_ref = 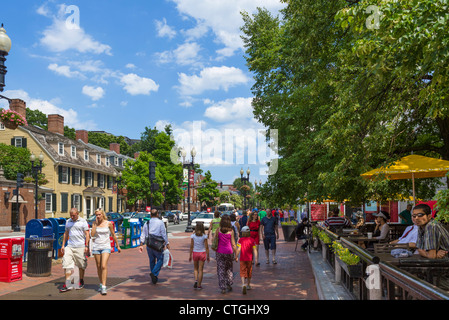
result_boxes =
[241,0,449,206]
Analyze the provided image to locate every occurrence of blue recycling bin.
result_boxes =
[48,218,66,259]
[24,219,54,262]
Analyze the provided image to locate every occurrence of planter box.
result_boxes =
[336,256,363,278]
[281,224,297,242]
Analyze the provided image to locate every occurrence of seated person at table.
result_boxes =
[414,204,449,259]
[390,214,418,251]
[373,211,390,241]
[323,208,351,232]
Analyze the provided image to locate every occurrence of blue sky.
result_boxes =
[0,0,284,185]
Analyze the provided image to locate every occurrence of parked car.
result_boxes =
[191,212,214,229]
[132,212,152,226]
[189,212,200,221]
[87,212,123,229]
[161,211,179,224]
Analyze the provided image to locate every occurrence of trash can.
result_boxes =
[26,237,54,277]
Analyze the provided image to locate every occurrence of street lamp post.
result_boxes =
[163,181,169,210]
[113,171,122,213]
[30,152,44,219]
[240,167,250,210]
[0,24,12,92]
[182,147,196,232]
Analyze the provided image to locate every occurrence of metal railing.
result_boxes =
[316,225,449,300]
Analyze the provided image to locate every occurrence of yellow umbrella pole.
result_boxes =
[412,172,416,206]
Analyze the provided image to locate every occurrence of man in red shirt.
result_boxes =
[235,226,258,294]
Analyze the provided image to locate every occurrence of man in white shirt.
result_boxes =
[60,208,90,292]
[390,214,418,253]
[139,209,170,284]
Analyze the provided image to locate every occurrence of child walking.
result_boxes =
[189,222,210,289]
[235,226,258,294]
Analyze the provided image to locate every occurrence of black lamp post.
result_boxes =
[240,167,250,210]
[30,152,44,219]
[113,171,122,213]
[0,24,12,92]
[182,147,196,232]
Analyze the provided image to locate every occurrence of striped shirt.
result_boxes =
[323,216,351,229]
[416,219,449,252]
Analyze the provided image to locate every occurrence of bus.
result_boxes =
[218,203,235,212]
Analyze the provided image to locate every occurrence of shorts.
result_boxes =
[92,248,111,255]
[62,246,88,270]
[263,235,276,251]
[192,251,207,262]
[240,261,253,278]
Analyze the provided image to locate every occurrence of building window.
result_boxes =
[86,171,93,186]
[58,142,64,155]
[73,194,81,211]
[60,166,69,183]
[0,122,4,130]
[45,193,53,213]
[73,168,81,185]
[106,157,110,167]
[97,154,101,165]
[114,156,118,166]
[98,174,105,188]
[84,149,89,161]
[71,145,76,158]
[15,137,22,148]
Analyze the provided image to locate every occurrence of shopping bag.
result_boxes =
[163,249,173,268]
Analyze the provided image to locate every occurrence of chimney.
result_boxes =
[76,130,88,144]
[9,99,26,121]
[110,142,120,154]
[47,114,64,135]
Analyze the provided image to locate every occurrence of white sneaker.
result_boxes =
[101,285,107,295]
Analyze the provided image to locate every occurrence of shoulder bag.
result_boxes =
[146,220,166,252]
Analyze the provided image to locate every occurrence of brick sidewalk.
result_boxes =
[0,231,319,300]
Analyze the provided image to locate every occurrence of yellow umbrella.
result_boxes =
[361,154,449,203]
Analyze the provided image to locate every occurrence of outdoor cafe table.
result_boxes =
[374,253,449,287]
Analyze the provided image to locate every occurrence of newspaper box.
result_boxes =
[0,237,24,282]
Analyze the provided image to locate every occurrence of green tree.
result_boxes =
[197,170,220,208]
[241,0,448,206]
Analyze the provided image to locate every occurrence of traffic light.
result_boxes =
[16,173,24,188]
[149,161,157,182]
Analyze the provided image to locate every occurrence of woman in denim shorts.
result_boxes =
[91,209,121,295]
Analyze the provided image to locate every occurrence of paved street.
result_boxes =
[0,222,319,305]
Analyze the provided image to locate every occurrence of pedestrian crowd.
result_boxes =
[57,206,299,296]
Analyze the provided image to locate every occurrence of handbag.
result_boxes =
[146,221,166,252]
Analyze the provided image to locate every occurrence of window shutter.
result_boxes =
[52,193,57,212]
[61,193,68,213]
[58,166,62,183]
[80,195,83,211]
[72,168,75,185]
[85,170,88,186]
[11,138,15,146]
[67,167,70,184]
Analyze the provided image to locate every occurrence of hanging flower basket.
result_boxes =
[0,109,27,129]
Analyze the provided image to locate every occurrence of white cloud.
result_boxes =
[177,66,250,96]
[170,0,285,58]
[157,42,202,66]
[82,85,105,101]
[204,97,253,122]
[155,18,177,39]
[120,73,159,96]
[0,89,97,130]
[39,5,112,55]
[48,63,85,79]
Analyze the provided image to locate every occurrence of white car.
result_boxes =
[191,213,214,230]
[179,212,189,221]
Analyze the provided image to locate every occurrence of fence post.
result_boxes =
[366,264,382,300]
[334,254,341,284]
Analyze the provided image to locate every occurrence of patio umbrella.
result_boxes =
[361,154,449,203]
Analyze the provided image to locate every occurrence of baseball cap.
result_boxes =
[241,226,250,232]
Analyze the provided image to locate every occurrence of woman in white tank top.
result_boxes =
[91,209,121,295]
